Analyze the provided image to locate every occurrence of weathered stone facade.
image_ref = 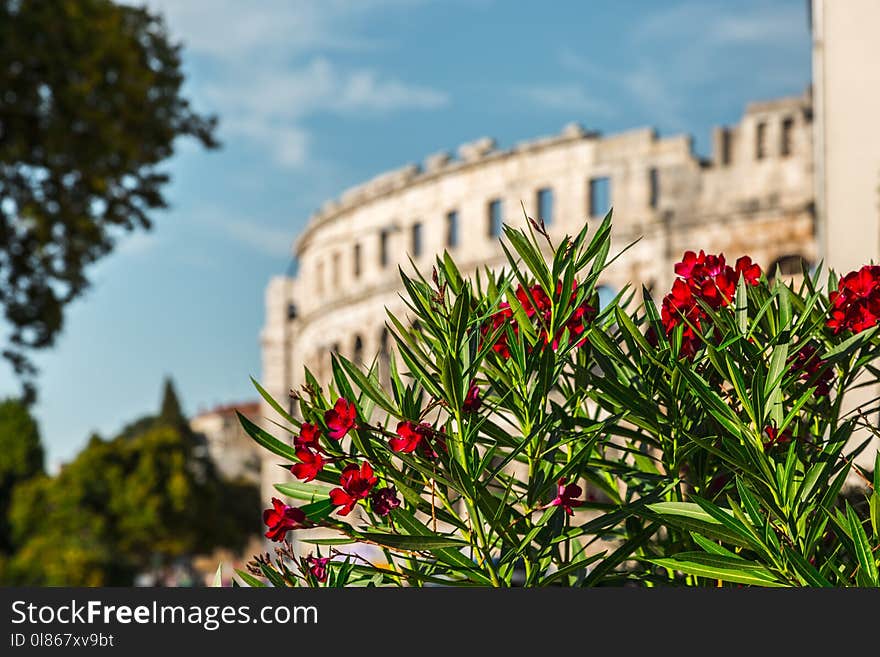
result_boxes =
[258,92,816,504]
[190,401,263,485]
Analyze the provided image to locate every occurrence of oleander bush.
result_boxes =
[240,211,879,587]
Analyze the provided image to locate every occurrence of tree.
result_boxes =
[3,381,258,585]
[158,377,187,434]
[0,0,218,401]
[0,398,43,552]
[6,422,258,585]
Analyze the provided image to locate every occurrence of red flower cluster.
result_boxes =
[329,462,378,515]
[263,498,307,542]
[290,422,326,482]
[762,425,793,450]
[661,251,762,357]
[788,343,833,397]
[481,281,596,358]
[827,265,880,334]
[325,398,357,440]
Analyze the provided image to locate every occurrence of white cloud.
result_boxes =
[514,83,613,118]
[133,0,447,168]
[633,2,805,48]
[189,206,294,258]
[222,119,310,169]
[556,51,687,130]
[220,220,294,258]
[206,57,448,120]
[203,56,448,167]
[139,0,411,59]
[557,2,808,130]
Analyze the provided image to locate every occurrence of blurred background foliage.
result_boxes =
[0,379,258,586]
[0,0,217,402]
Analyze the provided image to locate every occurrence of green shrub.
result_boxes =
[243,212,879,587]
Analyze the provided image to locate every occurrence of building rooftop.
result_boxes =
[192,400,261,420]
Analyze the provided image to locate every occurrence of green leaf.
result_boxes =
[649,553,786,587]
[648,502,756,548]
[300,498,336,522]
[250,376,296,427]
[502,226,552,292]
[391,508,493,585]
[237,411,297,462]
[358,533,469,550]
[234,569,266,588]
[274,480,333,502]
[337,355,398,416]
[783,548,832,587]
[212,563,223,587]
[870,492,880,539]
[821,326,877,360]
[846,504,879,586]
[540,551,607,586]
[300,537,357,546]
[764,342,790,400]
[735,274,748,335]
[675,367,747,439]
[259,562,288,588]
[778,284,792,329]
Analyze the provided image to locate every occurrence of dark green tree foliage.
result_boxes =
[0,398,43,552]
[6,424,259,585]
[3,389,258,585]
[0,0,218,399]
[158,376,187,434]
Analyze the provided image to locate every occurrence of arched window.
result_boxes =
[378,327,390,380]
[353,335,363,364]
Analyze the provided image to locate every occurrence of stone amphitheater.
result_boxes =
[256,90,816,500]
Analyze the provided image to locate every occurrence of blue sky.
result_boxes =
[0,0,812,468]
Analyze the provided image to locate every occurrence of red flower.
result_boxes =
[661,279,705,358]
[325,398,357,440]
[262,498,307,542]
[661,250,762,357]
[480,302,515,358]
[700,268,737,309]
[674,250,701,278]
[481,280,597,358]
[516,284,552,321]
[550,478,583,516]
[827,265,880,334]
[463,382,482,413]
[389,420,427,454]
[290,448,325,482]
[735,256,762,285]
[295,422,322,450]
[559,299,596,348]
[788,343,833,397]
[305,555,330,583]
[329,462,377,515]
[763,425,793,450]
[422,425,447,459]
[370,487,400,516]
